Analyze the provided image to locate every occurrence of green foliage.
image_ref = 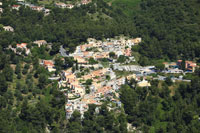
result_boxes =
[135,0,200,60]
[88,57,98,65]
[3,64,13,82]
[64,57,74,69]
[55,57,64,73]
[38,73,49,89]
[109,52,116,58]
[120,71,200,132]
[165,77,173,86]
[180,59,186,70]
[138,56,149,66]
[155,63,165,71]
[85,79,93,85]
[117,55,127,63]
[0,74,8,95]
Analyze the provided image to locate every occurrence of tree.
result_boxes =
[109,52,116,58]
[50,42,60,55]
[50,90,65,108]
[117,55,127,63]
[165,77,173,86]
[55,57,64,73]
[2,64,13,82]
[120,85,138,116]
[88,57,98,65]
[64,57,74,68]
[20,99,30,121]
[138,56,149,66]
[85,79,93,86]
[118,113,128,132]
[22,64,29,75]
[0,74,8,95]
[38,74,48,89]
[15,63,21,74]
[155,63,165,71]
[180,59,186,71]
[106,75,110,80]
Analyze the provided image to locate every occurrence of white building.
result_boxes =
[31,6,44,12]
[12,5,21,10]
[137,80,151,87]
[44,9,50,16]
[66,4,74,9]
[33,40,47,47]
[3,26,14,32]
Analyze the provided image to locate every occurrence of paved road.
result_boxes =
[60,45,69,57]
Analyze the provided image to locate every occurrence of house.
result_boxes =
[31,6,44,12]
[163,62,177,69]
[42,60,56,72]
[66,4,74,9]
[87,38,97,44]
[126,74,136,80]
[3,26,14,32]
[17,43,27,48]
[65,99,89,119]
[137,80,151,87]
[124,48,132,56]
[33,40,47,47]
[96,86,112,97]
[164,68,183,73]
[132,38,142,44]
[80,44,93,51]
[0,2,2,6]
[126,39,135,47]
[74,56,88,64]
[74,85,85,96]
[82,68,108,81]
[61,69,72,80]
[55,3,67,8]
[16,43,30,55]
[93,52,109,59]
[65,73,76,83]
[12,5,21,10]
[116,77,125,86]
[44,9,50,16]
[177,60,197,72]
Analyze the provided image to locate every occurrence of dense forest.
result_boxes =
[134,0,200,61]
[0,0,200,132]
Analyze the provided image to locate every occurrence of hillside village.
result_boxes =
[0,0,199,121]
[1,10,198,118]
[1,0,200,132]
[34,36,197,119]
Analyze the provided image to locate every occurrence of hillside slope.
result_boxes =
[134,0,200,61]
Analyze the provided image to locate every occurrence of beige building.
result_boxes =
[33,40,47,47]
[3,26,14,32]
[137,80,151,87]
